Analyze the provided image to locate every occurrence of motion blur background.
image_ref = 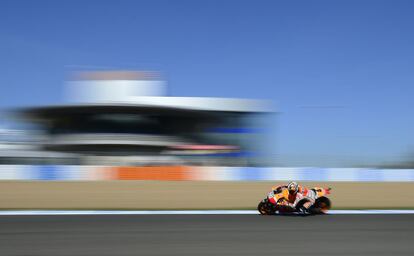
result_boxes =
[1,0,414,209]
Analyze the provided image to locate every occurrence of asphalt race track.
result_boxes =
[0,214,413,255]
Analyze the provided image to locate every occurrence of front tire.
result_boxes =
[257,199,275,215]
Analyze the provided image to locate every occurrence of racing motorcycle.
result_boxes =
[257,187,332,215]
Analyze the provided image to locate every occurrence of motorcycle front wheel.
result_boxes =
[257,199,275,215]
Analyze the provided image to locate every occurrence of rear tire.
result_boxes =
[314,197,331,213]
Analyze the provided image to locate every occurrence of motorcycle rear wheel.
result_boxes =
[314,197,331,213]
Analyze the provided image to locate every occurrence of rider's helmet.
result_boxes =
[287,181,299,194]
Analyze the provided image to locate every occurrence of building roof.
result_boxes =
[13,97,273,120]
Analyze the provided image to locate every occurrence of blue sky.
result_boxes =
[1,0,414,166]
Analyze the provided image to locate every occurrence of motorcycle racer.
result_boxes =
[272,182,331,200]
[272,181,306,209]
[272,181,304,196]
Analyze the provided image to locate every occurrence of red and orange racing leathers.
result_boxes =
[271,186,306,208]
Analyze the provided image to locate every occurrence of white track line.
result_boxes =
[329,210,414,214]
[0,210,414,215]
[0,210,257,215]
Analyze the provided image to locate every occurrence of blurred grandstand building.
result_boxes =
[3,71,273,166]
